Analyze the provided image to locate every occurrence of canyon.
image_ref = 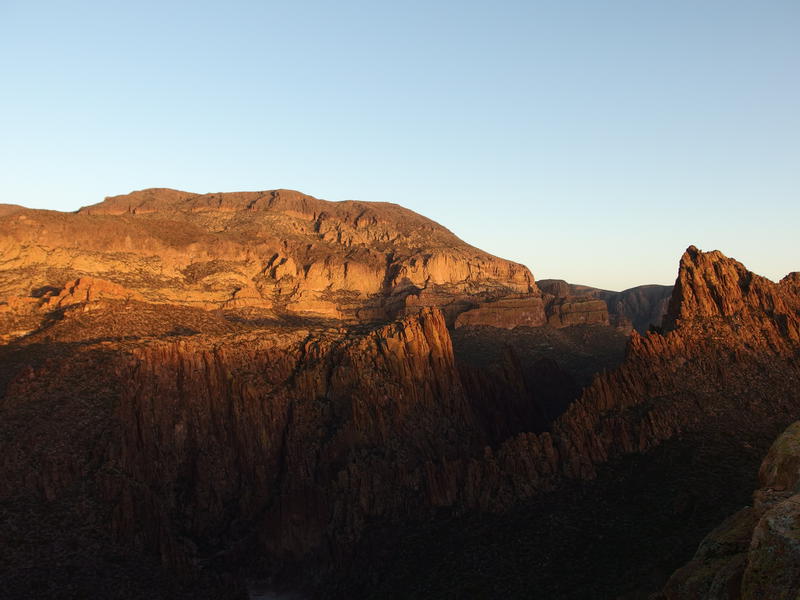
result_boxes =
[1,189,798,599]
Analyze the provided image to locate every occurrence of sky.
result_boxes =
[1,1,797,291]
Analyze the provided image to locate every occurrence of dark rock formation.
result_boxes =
[544,295,609,327]
[335,246,800,598]
[597,283,672,332]
[659,421,800,600]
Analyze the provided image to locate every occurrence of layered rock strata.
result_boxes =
[0,189,534,323]
[539,278,673,333]
[453,295,547,329]
[453,293,609,329]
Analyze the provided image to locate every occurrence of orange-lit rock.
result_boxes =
[0,188,535,322]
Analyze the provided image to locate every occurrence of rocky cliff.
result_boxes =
[0,188,534,325]
[335,246,800,597]
[411,245,800,510]
[453,290,610,329]
[539,278,673,333]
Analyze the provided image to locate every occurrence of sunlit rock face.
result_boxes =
[0,188,536,324]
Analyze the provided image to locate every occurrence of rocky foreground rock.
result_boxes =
[1,191,799,599]
[659,421,800,600]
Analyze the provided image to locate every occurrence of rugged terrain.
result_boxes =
[1,190,799,599]
[659,421,800,600]
[538,279,673,333]
[333,247,800,598]
[0,188,535,326]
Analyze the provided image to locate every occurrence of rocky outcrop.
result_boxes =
[553,246,799,464]
[0,189,534,323]
[453,295,547,329]
[536,279,573,298]
[417,245,800,516]
[1,305,491,592]
[659,422,800,600]
[538,278,673,333]
[348,247,800,597]
[452,293,609,330]
[44,277,144,309]
[663,245,800,339]
[544,295,609,327]
[82,240,800,598]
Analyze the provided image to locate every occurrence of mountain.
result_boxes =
[1,191,799,599]
[0,188,534,327]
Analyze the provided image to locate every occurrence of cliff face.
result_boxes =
[538,278,673,333]
[546,245,800,473]
[453,295,547,328]
[403,243,800,513]
[0,306,483,596]
[101,307,485,571]
[452,292,610,329]
[663,245,800,338]
[0,189,534,324]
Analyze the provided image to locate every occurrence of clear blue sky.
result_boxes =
[1,1,797,290]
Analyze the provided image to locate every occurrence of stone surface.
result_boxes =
[660,422,800,600]
[544,295,609,327]
[0,188,534,324]
[663,245,800,337]
[452,292,611,330]
[659,507,756,600]
[759,421,800,492]
[453,295,547,329]
[741,493,800,599]
[539,278,673,333]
